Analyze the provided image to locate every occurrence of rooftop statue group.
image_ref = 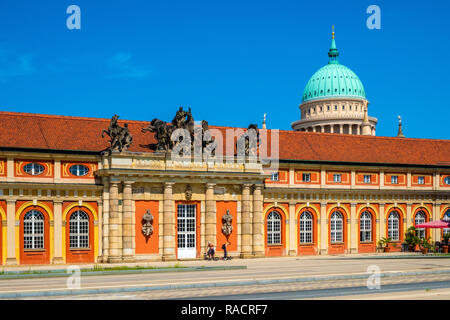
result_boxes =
[101,114,133,153]
[102,107,259,156]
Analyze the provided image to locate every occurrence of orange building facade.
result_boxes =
[0,111,449,265]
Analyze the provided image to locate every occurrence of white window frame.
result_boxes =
[69,210,90,249]
[417,176,425,185]
[415,211,426,239]
[267,211,282,245]
[443,210,450,236]
[23,210,44,249]
[330,211,343,243]
[391,175,398,184]
[333,174,342,183]
[388,211,400,241]
[299,211,313,244]
[271,172,279,181]
[302,173,311,183]
[364,175,371,184]
[360,211,372,242]
[445,177,450,185]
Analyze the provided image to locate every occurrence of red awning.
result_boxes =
[415,220,450,228]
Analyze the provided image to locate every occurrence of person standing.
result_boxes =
[222,242,231,260]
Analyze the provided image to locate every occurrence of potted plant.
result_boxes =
[378,237,392,252]
[442,233,450,253]
[420,237,432,254]
[405,226,420,252]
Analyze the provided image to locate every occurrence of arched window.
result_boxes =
[360,211,372,242]
[415,211,426,239]
[443,210,450,236]
[388,211,400,241]
[23,210,44,249]
[299,211,313,243]
[330,211,343,243]
[267,211,281,245]
[69,210,90,249]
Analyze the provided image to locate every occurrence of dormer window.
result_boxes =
[417,176,425,185]
[70,164,89,177]
[23,163,44,176]
[302,173,311,182]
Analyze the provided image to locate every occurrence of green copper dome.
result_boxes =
[301,30,366,103]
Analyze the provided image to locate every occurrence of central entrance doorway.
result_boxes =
[177,204,196,259]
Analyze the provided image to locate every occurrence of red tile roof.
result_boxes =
[0,111,449,167]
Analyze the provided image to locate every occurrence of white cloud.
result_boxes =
[0,50,35,81]
[107,52,150,79]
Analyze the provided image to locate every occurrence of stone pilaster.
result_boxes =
[122,181,135,262]
[240,184,253,258]
[101,178,110,263]
[319,202,327,255]
[205,183,216,250]
[406,203,412,229]
[97,200,103,262]
[108,179,122,263]
[379,203,385,240]
[162,182,176,261]
[252,184,264,257]
[350,203,357,254]
[288,202,296,256]
[52,200,64,264]
[6,199,17,265]
[433,202,441,242]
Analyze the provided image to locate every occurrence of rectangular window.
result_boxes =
[391,175,398,184]
[333,174,342,183]
[302,173,311,182]
[364,175,371,184]
[271,172,279,181]
[418,176,425,185]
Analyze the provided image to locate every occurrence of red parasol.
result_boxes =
[415,220,450,228]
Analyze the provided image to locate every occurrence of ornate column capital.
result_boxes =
[243,183,252,190]
[206,183,216,189]
[164,182,175,188]
[110,176,121,185]
[253,184,264,191]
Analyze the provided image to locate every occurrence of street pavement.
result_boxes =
[2,255,450,299]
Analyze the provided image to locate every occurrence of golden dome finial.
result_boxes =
[332,25,335,39]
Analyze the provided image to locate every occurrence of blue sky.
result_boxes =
[0,0,448,139]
